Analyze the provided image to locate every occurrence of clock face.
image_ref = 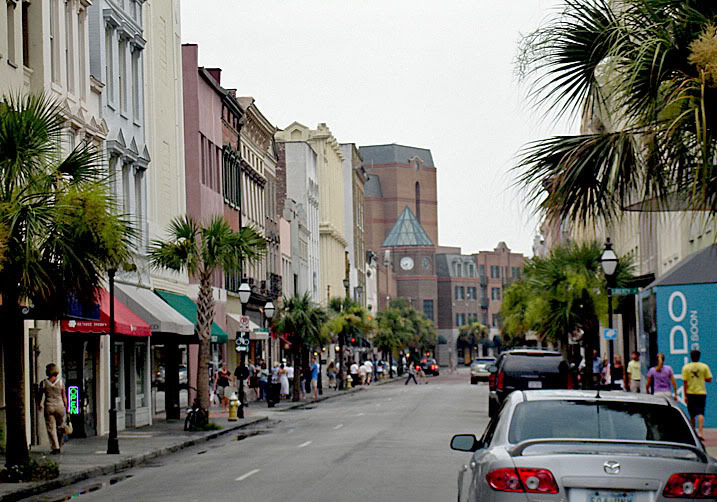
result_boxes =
[423,257,431,269]
[400,256,414,271]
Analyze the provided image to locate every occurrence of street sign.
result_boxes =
[609,287,639,296]
[253,327,269,333]
[237,315,250,332]
[603,328,617,340]
[235,333,249,352]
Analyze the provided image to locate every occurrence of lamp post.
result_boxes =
[263,301,275,407]
[339,277,350,391]
[107,268,119,455]
[600,238,619,364]
[237,282,251,418]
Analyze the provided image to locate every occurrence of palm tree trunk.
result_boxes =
[292,344,301,402]
[196,272,215,411]
[3,297,29,466]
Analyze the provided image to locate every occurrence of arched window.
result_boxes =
[415,181,421,222]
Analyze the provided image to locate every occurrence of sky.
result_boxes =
[181,0,575,257]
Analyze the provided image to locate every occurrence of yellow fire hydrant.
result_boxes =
[228,392,240,421]
[346,373,352,389]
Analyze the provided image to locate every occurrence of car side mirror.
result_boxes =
[451,434,482,452]
[488,365,498,374]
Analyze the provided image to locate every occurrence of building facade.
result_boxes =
[341,143,368,306]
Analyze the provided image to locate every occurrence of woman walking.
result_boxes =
[38,363,68,454]
[609,355,626,391]
[214,364,232,412]
[327,361,337,390]
[279,363,290,398]
[647,353,678,400]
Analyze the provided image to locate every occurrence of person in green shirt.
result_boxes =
[681,349,713,441]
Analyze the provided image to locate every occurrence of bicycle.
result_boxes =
[184,386,209,431]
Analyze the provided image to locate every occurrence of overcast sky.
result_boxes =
[181,0,575,257]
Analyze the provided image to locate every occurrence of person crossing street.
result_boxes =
[405,362,418,385]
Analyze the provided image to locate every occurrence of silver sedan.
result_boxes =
[451,390,717,501]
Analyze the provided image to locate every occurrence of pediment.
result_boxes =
[128,137,140,156]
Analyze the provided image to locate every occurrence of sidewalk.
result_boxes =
[0,378,395,501]
[701,428,717,458]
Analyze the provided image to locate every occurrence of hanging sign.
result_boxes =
[68,386,80,415]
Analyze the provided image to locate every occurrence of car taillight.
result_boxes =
[664,473,717,498]
[497,371,504,391]
[488,372,496,389]
[431,365,437,370]
[486,468,559,494]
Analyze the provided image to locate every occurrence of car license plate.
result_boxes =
[528,380,542,389]
[589,491,634,502]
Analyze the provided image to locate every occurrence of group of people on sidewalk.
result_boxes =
[348,358,390,387]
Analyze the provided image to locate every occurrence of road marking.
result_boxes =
[297,441,312,448]
[333,424,343,430]
[236,469,260,481]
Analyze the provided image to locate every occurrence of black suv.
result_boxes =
[487,349,569,417]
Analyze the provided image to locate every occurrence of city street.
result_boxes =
[30,369,488,502]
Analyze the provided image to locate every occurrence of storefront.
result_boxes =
[114,284,195,420]
[643,244,717,426]
[61,289,151,437]
[154,290,228,402]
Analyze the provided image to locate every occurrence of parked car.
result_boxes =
[153,364,188,391]
[420,358,440,376]
[488,349,569,417]
[470,357,496,384]
[451,390,716,501]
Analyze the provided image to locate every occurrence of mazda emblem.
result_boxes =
[603,461,621,475]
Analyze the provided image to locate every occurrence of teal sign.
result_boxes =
[603,328,617,340]
[657,284,717,426]
[68,386,80,415]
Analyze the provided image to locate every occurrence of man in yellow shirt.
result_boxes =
[681,349,713,440]
[626,351,642,393]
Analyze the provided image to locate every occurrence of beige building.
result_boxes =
[341,143,368,306]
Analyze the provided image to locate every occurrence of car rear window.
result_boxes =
[502,355,566,373]
[509,400,695,445]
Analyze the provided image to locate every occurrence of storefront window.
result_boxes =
[136,343,146,408]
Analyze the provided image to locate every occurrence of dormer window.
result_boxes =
[414,159,420,170]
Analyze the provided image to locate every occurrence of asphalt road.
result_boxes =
[32,368,490,502]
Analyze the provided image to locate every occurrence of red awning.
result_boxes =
[61,288,151,337]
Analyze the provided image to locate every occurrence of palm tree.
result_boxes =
[375,308,411,376]
[327,297,376,389]
[505,241,632,386]
[0,94,135,467]
[515,0,717,224]
[273,293,328,400]
[149,216,265,413]
[457,322,488,362]
[388,298,437,357]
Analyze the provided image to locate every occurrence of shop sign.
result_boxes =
[657,284,717,426]
[68,386,80,415]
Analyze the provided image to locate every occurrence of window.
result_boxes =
[77,10,85,99]
[479,264,485,276]
[456,263,462,277]
[21,1,29,66]
[481,286,487,299]
[482,313,488,326]
[105,27,113,102]
[456,313,467,327]
[50,0,59,82]
[490,265,500,279]
[134,168,144,248]
[119,40,126,111]
[467,287,477,300]
[491,287,501,300]
[455,286,465,300]
[491,313,500,327]
[6,2,15,64]
[65,0,74,92]
[512,267,521,280]
[423,300,434,321]
[415,181,421,222]
[132,49,140,119]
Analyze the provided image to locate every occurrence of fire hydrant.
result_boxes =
[346,373,352,389]
[228,392,240,421]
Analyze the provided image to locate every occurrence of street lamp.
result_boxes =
[263,301,275,407]
[356,285,363,304]
[107,268,119,454]
[237,282,251,418]
[601,238,619,364]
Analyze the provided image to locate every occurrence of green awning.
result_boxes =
[155,290,228,344]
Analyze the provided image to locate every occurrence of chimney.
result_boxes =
[206,67,221,84]
[227,89,236,98]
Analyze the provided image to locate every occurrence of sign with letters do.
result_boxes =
[657,284,717,426]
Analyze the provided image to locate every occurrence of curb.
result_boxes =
[0,416,268,502]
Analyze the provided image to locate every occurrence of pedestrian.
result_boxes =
[214,364,232,412]
[258,362,268,401]
[286,360,294,394]
[350,360,359,387]
[405,362,418,385]
[311,357,320,399]
[626,351,641,392]
[681,349,713,441]
[327,361,336,390]
[270,362,281,404]
[418,364,427,384]
[279,363,290,398]
[38,363,68,454]
[647,353,677,401]
[363,359,373,385]
[609,354,626,391]
[591,349,603,387]
[248,365,260,401]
